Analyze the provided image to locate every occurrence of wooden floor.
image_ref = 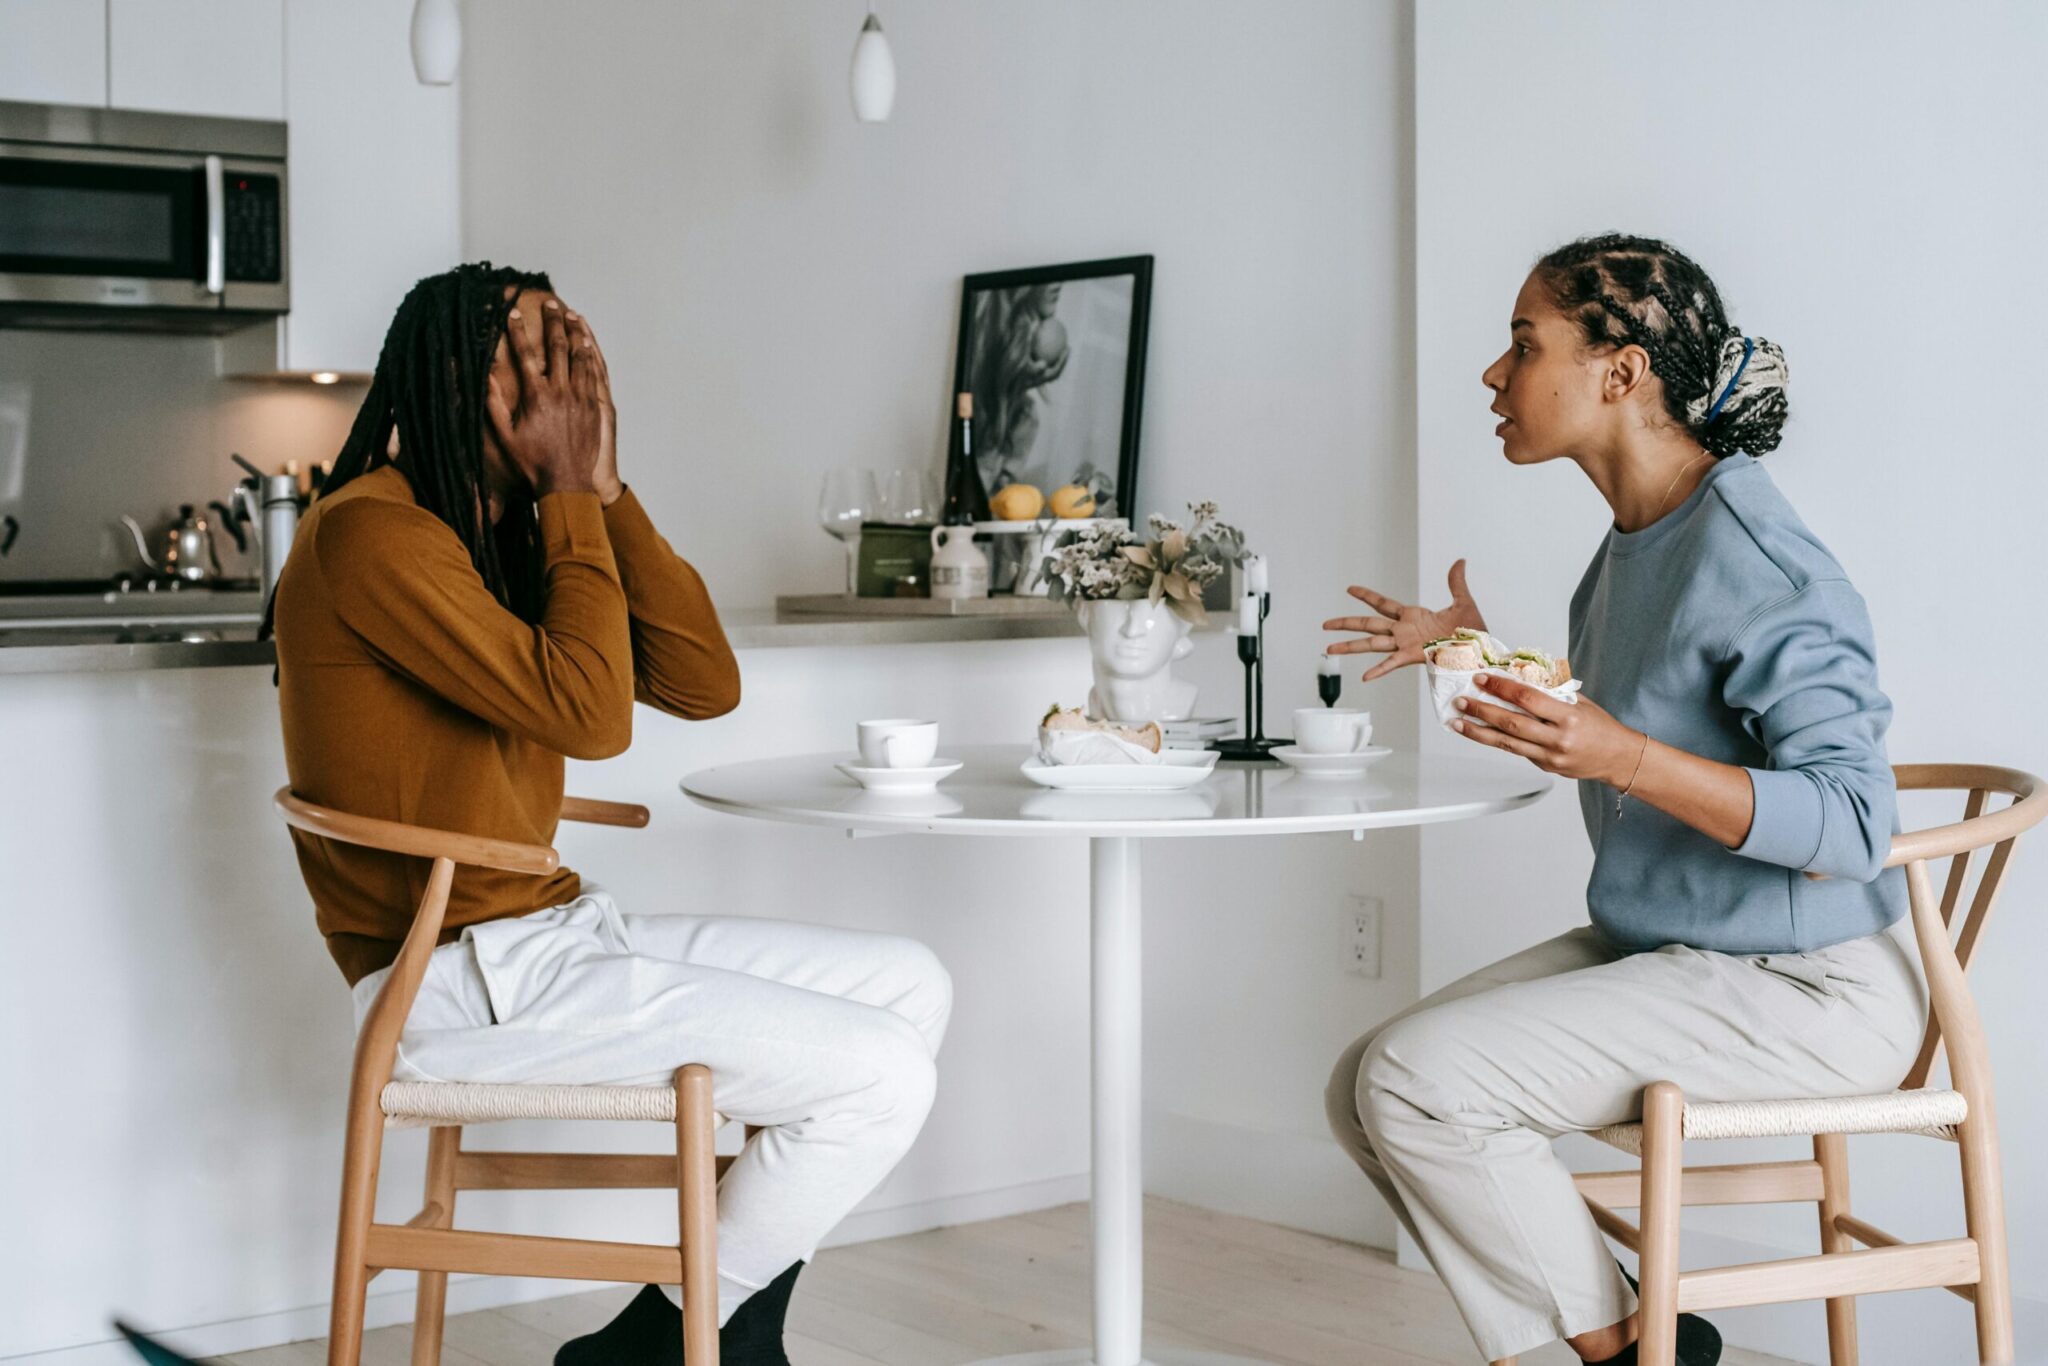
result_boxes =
[211,1197,1803,1366]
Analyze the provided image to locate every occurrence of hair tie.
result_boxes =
[1703,336,1755,423]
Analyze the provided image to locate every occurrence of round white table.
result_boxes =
[682,744,1551,1366]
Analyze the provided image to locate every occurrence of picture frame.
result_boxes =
[951,255,1153,520]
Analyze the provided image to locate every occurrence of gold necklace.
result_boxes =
[1649,452,1711,522]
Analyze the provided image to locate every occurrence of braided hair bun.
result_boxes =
[1534,235,1791,458]
[1686,332,1789,458]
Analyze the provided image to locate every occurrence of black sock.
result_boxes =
[552,1262,804,1366]
[1607,1261,1722,1366]
[720,1261,804,1363]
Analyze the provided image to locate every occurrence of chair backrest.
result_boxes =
[1887,766,2047,1099]
[274,787,560,1103]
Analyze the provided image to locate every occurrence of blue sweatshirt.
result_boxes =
[1567,452,1906,954]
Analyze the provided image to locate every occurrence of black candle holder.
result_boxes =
[1210,592,1288,762]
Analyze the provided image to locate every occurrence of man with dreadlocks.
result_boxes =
[272,264,951,1366]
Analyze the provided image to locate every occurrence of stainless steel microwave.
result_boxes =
[0,99,287,331]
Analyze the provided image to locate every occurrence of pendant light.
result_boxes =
[410,0,462,86]
[849,10,896,123]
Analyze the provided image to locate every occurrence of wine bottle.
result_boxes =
[941,391,991,524]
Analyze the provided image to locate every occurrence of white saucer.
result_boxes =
[1272,744,1392,777]
[835,758,964,793]
[1019,749,1219,791]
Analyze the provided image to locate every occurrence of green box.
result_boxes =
[855,521,934,597]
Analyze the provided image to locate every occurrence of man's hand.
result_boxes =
[485,298,604,499]
[565,309,624,506]
[1323,558,1488,682]
[1451,673,1642,785]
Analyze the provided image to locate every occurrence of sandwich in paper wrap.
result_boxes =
[1422,628,1581,733]
[1038,706,1167,765]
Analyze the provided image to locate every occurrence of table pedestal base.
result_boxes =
[971,840,1281,1366]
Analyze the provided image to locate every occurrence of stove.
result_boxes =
[0,576,264,637]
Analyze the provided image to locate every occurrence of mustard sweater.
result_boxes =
[274,463,738,984]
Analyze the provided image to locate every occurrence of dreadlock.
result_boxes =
[1533,235,1789,459]
[262,261,553,648]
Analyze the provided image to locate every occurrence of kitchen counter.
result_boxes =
[0,603,1092,675]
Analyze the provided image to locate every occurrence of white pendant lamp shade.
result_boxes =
[849,13,896,123]
[410,0,462,86]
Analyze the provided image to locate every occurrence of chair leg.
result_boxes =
[1636,1082,1685,1366]
[1957,1107,2015,1363]
[1813,1133,1859,1366]
[677,1065,720,1365]
[410,1126,462,1366]
[329,1091,388,1366]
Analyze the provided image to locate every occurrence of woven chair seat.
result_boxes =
[381,1080,720,1129]
[1590,1087,1966,1156]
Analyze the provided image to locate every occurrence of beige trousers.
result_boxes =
[1324,921,1926,1362]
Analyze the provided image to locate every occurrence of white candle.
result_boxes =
[1319,651,1341,676]
[1236,593,1260,636]
[1244,554,1269,594]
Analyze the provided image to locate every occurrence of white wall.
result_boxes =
[461,0,1422,1251]
[1414,3,2048,1361]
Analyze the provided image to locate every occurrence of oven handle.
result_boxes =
[203,154,225,295]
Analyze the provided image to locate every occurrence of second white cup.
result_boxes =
[857,718,939,768]
[1294,707,1373,755]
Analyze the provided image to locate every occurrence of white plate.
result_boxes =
[835,758,964,792]
[1158,715,1237,734]
[1019,749,1219,791]
[1272,744,1393,777]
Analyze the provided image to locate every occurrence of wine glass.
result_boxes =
[877,467,937,524]
[818,468,879,597]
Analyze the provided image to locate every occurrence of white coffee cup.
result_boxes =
[1294,707,1373,755]
[857,718,939,769]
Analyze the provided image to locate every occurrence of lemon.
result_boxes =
[989,483,1045,521]
[1049,484,1096,518]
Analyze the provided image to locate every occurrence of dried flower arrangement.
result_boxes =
[1040,501,1247,626]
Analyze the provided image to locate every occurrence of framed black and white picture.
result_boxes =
[952,255,1153,518]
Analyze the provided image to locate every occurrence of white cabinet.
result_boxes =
[0,0,108,107]
[223,0,460,377]
[107,0,284,120]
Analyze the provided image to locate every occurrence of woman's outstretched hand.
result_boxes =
[1453,674,1642,785]
[1323,559,1487,682]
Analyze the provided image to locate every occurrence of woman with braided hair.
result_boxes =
[271,264,952,1366]
[1322,236,1919,1365]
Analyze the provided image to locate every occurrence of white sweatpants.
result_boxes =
[1324,920,1925,1362]
[350,888,952,1325]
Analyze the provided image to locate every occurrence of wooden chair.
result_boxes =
[1486,763,2045,1366]
[275,788,728,1366]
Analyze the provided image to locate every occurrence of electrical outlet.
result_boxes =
[1347,894,1381,978]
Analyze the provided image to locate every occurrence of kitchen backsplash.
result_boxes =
[0,329,364,581]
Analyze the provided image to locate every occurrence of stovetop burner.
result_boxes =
[0,575,262,597]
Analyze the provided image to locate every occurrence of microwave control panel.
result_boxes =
[224,174,283,284]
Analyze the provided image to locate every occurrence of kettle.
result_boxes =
[121,504,225,583]
[228,453,305,606]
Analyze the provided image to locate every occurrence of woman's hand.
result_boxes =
[1452,674,1644,785]
[566,309,624,506]
[485,299,604,499]
[1323,558,1487,682]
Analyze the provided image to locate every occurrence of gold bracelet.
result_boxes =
[1615,731,1650,821]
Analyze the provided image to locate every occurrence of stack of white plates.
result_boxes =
[1158,716,1237,750]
